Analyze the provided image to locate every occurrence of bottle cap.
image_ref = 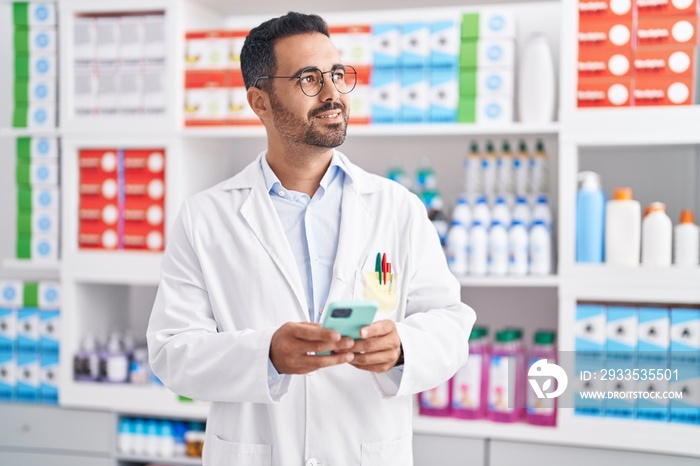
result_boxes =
[577,171,601,190]
[518,140,527,152]
[451,220,462,227]
[613,187,633,200]
[486,141,495,153]
[477,196,487,204]
[469,327,488,341]
[680,209,695,224]
[516,196,527,204]
[502,140,511,153]
[456,196,468,205]
[470,142,479,154]
[495,196,506,205]
[537,195,548,204]
[536,139,545,153]
[647,202,666,214]
[495,328,523,342]
[534,330,556,345]
[512,219,523,226]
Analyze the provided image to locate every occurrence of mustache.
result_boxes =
[309,102,346,118]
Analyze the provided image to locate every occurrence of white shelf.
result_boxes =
[182,122,560,139]
[562,106,700,147]
[0,127,62,138]
[116,454,202,465]
[415,413,700,457]
[1,258,61,273]
[457,275,559,287]
[561,265,700,303]
[61,382,209,419]
[62,251,163,285]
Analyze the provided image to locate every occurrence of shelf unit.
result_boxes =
[116,454,202,466]
[1,0,698,462]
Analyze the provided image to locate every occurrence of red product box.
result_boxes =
[636,0,698,17]
[124,177,165,202]
[578,76,633,107]
[78,220,119,250]
[578,46,633,77]
[123,149,166,177]
[579,19,634,48]
[79,175,119,201]
[637,14,699,47]
[579,0,634,21]
[79,149,119,177]
[634,45,697,76]
[123,224,164,251]
[124,197,165,228]
[79,196,119,227]
[634,74,695,104]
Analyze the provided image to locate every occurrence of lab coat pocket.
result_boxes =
[210,435,271,465]
[361,433,413,466]
[356,270,399,318]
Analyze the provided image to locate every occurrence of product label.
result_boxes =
[634,45,696,76]
[578,19,633,48]
[637,15,698,47]
[578,47,633,77]
[422,381,449,409]
[453,354,482,409]
[634,75,695,105]
[637,0,698,17]
[577,77,632,107]
[578,0,634,20]
[489,355,515,413]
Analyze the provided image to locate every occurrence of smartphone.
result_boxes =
[317,300,378,355]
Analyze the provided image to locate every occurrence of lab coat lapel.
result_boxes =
[238,172,308,322]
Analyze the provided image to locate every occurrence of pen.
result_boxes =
[375,252,382,285]
[382,253,387,285]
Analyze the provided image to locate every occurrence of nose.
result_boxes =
[318,72,340,102]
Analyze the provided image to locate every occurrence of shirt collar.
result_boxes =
[260,150,350,198]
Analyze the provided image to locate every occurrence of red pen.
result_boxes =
[382,253,387,285]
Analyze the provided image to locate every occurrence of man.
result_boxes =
[147,12,476,466]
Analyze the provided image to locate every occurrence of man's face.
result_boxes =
[268,32,350,149]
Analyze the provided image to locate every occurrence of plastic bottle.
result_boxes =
[118,417,133,454]
[446,220,469,276]
[173,421,188,457]
[146,418,160,456]
[492,196,512,228]
[518,32,556,123]
[74,334,100,381]
[132,418,147,455]
[415,156,437,192]
[508,220,529,276]
[529,220,552,275]
[465,142,482,197]
[488,221,509,276]
[100,332,129,383]
[576,171,605,263]
[605,187,641,266]
[469,221,489,276]
[386,156,411,190]
[482,141,497,202]
[512,196,532,229]
[452,327,490,419]
[472,196,492,228]
[418,380,452,417]
[452,196,472,228]
[674,209,700,267]
[514,140,530,196]
[130,347,150,385]
[497,140,514,202]
[532,195,552,230]
[526,330,558,427]
[642,202,673,267]
[488,328,526,422]
[427,197,449,246]
[530,140,549,196]
[158,420,176,457]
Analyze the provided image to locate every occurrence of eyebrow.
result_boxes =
[288,63,345,78]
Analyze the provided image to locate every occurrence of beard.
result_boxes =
[269,92,349,149]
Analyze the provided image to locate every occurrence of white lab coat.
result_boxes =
[147,151,476,466]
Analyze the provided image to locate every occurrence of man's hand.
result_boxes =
[344,320,402,373]
[270,322,355,375]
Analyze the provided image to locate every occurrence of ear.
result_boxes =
[247,87,271,120]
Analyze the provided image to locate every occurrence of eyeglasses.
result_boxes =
[252,64,357,97]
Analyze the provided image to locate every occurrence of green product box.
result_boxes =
[458,97,476,123]
[17,235,32,259]
[15,53,31,78]
[17,212,33,236]
[14,80,31,104]
[13,3,30,26]
[23,282,39,307]
[459,69,477,96]
[14,3,56,27]
[18,186,34,211]
[16,137,32,159]
[461,13,480,40]
[460,40,478,69]
[14,29,30,53]
[13,106,28,128]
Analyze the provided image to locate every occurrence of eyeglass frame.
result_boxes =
[252,64,358,97]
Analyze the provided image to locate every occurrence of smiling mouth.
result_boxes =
[315,111,342,120]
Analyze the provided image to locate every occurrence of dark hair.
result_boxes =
[240,12,329,91]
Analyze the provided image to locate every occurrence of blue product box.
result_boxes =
[400,23,430,68]
[637,307,670,422]
[670,365,700,425]
[670,308,700,366]
[370,68,400,124]
[429,66,458,123]
[575,304,606,358]
[38,281,60,309]
[574,356,605,417]
[372,24,400,69]
[430,20,460,69]
[0,281,24,308]
[607,306,638,364]
[400,67,429,123]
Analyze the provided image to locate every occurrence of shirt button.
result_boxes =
[313,254,319,262]
[278,190,286,197]
[306,459,319,466]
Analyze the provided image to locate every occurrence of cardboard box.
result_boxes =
[460,39,515,69]
[144,15,166,61]
[461,10,516,39]
[458,95,513,123]
[372,24,401,68]
[460,68,514,96]
[634,74,695,105]
[13,3,57,26]
[348,66,371,125]
[0,352,15,402]
[0,282,23,308]
[17,211,59,236]
[73,17,95,64]
[79,197,119,227]
[330,25,372,66]
[79,149,120,177]
[16,236,59,260]
[124,178,164,202]
[120,16,145,63]
[15,52,58,78]
[16,137,58,160]
[16,160,59,185]
[429,66,459,123]
[142,64,166,114]
[185,30,235,70]
[184,72,229,125]
[401,23,431,68]
[670,365,700,425]
[14,27,57,53]
[578,76,632,107]
[578,46,633,77]
[400,67,429,123]
[74,67,96,116]
[637,0,698,17]
[637,14,699,47]
[18,186,60,213]
[14,78,57,105]
[78,221,119,250]
[637,307,671,422]
[96,17,119,63]
[13,104,56,128]
[431,20,461,68]
[124,149,165,176]
[370,68,401,124]
[578,18,634,48]
[579,0,634,20]
[97,68,119,115]
[634,45,697,76]
[38,282,60,310]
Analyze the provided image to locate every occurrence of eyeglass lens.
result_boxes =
[299,66,357,97]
